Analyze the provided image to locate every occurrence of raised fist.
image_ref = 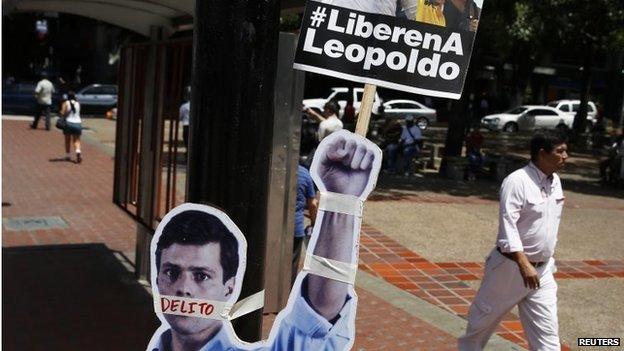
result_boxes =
[311,130,382,199]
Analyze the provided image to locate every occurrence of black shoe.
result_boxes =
[76,153,82,164]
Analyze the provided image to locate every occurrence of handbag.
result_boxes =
[55,117,67,130]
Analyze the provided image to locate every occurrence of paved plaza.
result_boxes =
[2,117,623,350]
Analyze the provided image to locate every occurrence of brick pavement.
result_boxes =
[2,119,461,350]
[2,120,137,259]
[369,192,624,212]
[358,223,623,350]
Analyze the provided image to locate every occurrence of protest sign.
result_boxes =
[294,0,482,99]
[146,130,382,351]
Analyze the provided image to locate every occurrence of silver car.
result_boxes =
[383,99,437,129]
[76,84,118,111]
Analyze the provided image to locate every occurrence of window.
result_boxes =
[529,109,558,116]
[333,92,348,102]
[83,86,105,95]
[508,107,528,114]
[572,103,596,113]
[355,91,363,103]
[101,86,117,95]
[396,102,420,109]
[559,105,570,112]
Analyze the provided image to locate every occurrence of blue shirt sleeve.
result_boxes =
[305,174,316,200]
[269,288,355,351]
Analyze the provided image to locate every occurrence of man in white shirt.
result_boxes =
[306,100,344,142]
[458,131,569,351]
[31,72,56,130]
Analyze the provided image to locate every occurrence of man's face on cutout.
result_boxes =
[157,243,235,335]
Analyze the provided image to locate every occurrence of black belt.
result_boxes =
[496,247,546,268]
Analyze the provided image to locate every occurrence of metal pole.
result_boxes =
[187,0,281,342]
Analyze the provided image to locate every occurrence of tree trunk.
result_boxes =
[619,88,624,133]
[573,43,594,134]
[440,45,481,176]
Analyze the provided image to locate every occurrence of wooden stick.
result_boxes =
[355,84,377,137]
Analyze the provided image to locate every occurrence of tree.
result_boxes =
[540,0,624,135]
[442,0,548,167]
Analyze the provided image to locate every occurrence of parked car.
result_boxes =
[517,106,573,131]
[547,99,598,126]
[382,99,437,129]
[482,105,572,132]
[303,87,383,117]
[2,82,61,115]
[76,84,118,113]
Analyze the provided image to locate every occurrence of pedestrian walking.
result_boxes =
[458,131,569,351]
[60,91,83,163]
[31,72,55,130]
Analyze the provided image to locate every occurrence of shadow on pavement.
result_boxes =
[374,173,501,201]
[2,244,158,351]
[48,157,75,163]
[561,178,624,200]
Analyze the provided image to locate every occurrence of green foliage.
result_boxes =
[478,0,624,56]
[508,2,539,42]
[542,0,624,49]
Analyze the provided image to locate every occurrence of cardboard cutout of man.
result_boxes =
[147,130,382,351]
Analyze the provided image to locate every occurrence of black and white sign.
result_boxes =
[294,0,482,99]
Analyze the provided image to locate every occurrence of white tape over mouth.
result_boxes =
[318,191,364,217]
[156,290,265,321]
[303,254,358,284]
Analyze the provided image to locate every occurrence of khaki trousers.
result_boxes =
[458,248,560,351]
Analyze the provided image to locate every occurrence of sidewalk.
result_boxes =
[8,118,614,350]
[3,118,494,350]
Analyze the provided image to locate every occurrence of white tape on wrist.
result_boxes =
[303,254,358,284]
[318,191,364,217]
[157,290,264,321]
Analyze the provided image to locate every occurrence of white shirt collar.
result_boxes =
[528,162,553,184]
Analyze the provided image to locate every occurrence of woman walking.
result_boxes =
[61,91,83,163]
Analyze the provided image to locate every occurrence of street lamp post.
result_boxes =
[187,0,282,342]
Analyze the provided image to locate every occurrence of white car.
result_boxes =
[383,99,437,129]
[547,100,598,126]
[482,106,573,132]
[303,87,383,117]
